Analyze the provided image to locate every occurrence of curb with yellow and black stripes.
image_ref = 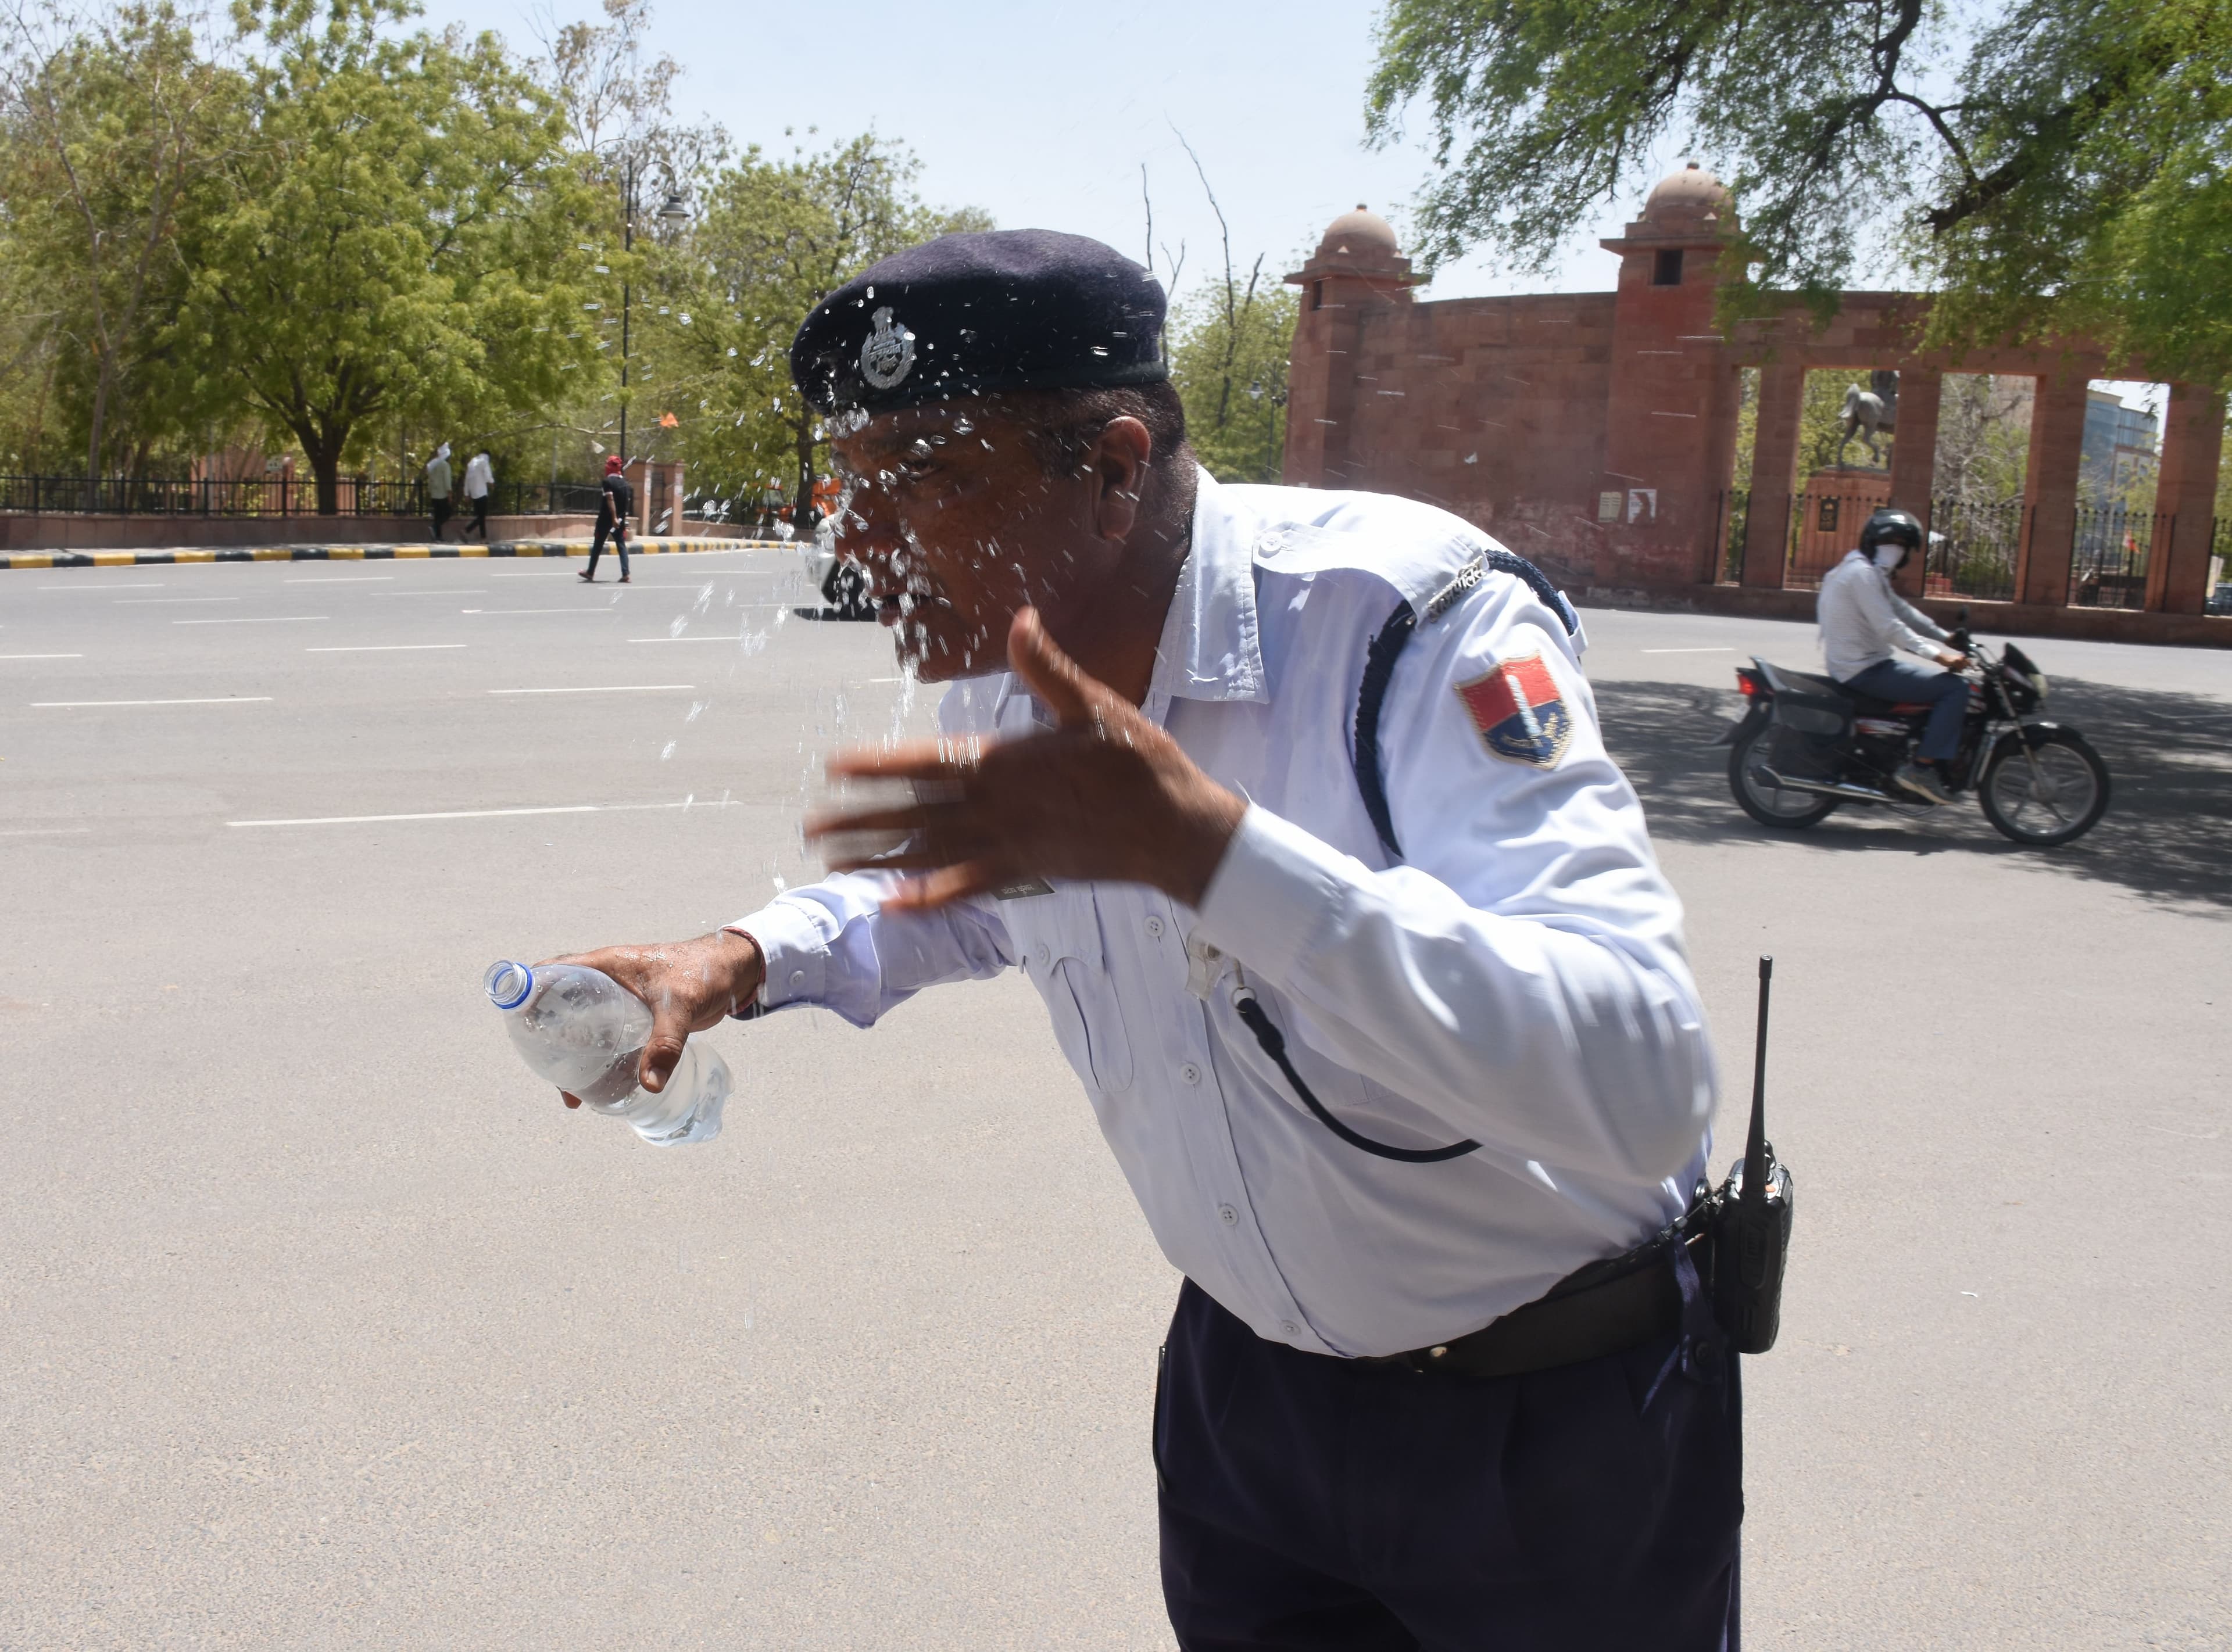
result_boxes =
[0,536,780,571]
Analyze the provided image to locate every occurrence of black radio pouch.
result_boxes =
[1704,957,1794,1353]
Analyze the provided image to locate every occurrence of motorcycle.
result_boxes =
[1718,623,2111,847]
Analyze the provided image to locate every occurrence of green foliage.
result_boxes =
[0,0,243,475]
[165,0,600,509]
[1168,271,1296,485]
[1366,0,2232,381]
[634,131,989,518]
[0,0,986,513]
[1933,374,2033,506]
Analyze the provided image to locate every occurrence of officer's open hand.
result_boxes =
[806,608,1247,912]
[541,930,763,1106]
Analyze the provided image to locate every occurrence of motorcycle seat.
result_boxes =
[1774,666,1925,718]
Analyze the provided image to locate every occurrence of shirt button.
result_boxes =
[1218,1204,1237,1226]
[1144,915,1164,938]
[789,970,805,987]
[1034,942,1050,967]
[1281,1321,1301,1338]
[1180,1062,1201,1085]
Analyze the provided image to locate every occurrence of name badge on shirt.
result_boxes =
[992,879,1054,901]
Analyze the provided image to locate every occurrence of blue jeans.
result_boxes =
[1840,657,1968,764]
[1156,1278,1741,1650]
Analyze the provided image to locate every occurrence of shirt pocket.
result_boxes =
[1015,890,1135,1095]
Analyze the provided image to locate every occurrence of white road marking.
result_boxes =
[174,615,328,625]
[0,653,84,660]
[285,575,393,583]
[0,825,91,836]
[117,596,238,604]
[372,589,487,597]
[33,696,273,707]
[306,643,468,653]
[228,797,743,827]
[628,633,750,643]
[460,607,617,615]
[485,683,693,695]
[41,581,163,590]
[1641,646,1735,654]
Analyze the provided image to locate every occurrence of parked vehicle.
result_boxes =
[1719,624,2110,846]
[799,511,874,618]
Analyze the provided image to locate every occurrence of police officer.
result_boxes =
[552,230,1735,1648]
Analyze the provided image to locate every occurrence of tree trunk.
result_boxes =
[305,437,345,515]
[793,413,817,526]
[83,357,112,511]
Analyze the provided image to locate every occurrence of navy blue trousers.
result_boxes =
[1840,657,1968,764]
[1156,1278,1741,1651]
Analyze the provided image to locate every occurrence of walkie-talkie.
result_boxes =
[1712,956,1794,1354]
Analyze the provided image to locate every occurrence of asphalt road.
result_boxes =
[2,552,2227,1649]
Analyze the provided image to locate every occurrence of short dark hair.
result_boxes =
[1000,380,1190,481]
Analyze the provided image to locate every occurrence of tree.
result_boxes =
[1365,0,2232,381]
[1168,275,1296,484]
[531,0,724,482]
[168,0,599,511]
[1157,134,1297,485]
[641,131,989,521]
[0,0,241,480]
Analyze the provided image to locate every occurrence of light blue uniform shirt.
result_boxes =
[729,474,1715,1357]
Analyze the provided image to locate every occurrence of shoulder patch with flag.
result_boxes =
[1456,652,1572,768]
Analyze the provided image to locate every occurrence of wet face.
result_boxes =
[827,401,1128,682]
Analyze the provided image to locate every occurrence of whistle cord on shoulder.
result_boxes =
[1231,991,1480,1165]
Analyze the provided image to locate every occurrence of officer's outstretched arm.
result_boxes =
[1193,590,1713,1185]
[725,869,1015,1029]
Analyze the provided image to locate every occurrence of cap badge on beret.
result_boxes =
[860,307,915,392]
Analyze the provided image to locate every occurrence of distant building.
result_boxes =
[1280,167,2227,623]
[2080,389,2159,500]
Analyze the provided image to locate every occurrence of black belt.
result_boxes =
[1353,1230,1706,1380]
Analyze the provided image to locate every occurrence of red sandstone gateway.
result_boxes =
[1716,625,2111,845]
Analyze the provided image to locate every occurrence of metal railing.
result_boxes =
[0,475,658,519]
[2069,506,2167,610]
[1783,492,1888,589]
[1922,498,2023,604]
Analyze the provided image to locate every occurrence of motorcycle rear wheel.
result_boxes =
[1979,728,2110,847]
[1727,726,1839,829]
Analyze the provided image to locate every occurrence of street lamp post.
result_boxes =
[614,156,691,479]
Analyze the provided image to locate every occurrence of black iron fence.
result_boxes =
[1922,497,2023,603]
[1783,492,1888,589]
[2069,505,2167,610]
[0,474,648,519]
[1707,490,2199,611]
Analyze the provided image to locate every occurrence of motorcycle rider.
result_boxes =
[1817,507,1969,804]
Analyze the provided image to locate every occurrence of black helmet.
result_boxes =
[1859,507,1924,557]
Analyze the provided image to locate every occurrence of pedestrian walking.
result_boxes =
[462,449,494,543]
[548,231,1738,1646]
[581,455,631,583]
[425,443,453,542]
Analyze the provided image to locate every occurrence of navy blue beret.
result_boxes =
[790,229,1168,417]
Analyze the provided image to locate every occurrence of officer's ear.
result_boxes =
[1087,415,1153,544]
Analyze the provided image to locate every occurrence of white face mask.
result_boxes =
[1872,545,1907,572]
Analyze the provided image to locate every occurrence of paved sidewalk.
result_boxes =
[0,535,780,571]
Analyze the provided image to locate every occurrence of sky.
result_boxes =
[412,0,1676,308]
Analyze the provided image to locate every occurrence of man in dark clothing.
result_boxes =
[582,456,632,583]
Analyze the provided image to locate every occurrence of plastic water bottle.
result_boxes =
[483,960,729,1145]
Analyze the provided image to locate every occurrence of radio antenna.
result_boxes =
[1745,956,1772,1193]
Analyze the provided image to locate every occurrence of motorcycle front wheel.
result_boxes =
[1978,728,2111,846]
[1727,726,1839,829]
